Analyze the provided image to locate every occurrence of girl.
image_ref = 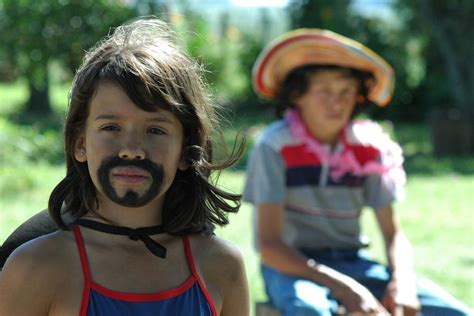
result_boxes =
[0,17,249,316]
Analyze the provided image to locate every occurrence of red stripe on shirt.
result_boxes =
[345,144,381,165]
[281,144,321,167]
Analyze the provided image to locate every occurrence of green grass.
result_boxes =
[1,81,473,313]
[0,164,65,241]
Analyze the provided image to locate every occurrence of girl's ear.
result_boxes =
[74,137,87,162]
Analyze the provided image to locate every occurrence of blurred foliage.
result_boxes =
[0,0,136,114]
[173,11,228,98]
[0,116,63,166]
[289,0,354,32]
[0,0,472,123]
[172,5,267,106]
[395,0,474,112]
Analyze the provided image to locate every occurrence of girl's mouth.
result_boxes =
[111,167,150,184]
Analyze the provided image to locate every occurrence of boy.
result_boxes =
[244,28,471,316]
[0,17,249,316]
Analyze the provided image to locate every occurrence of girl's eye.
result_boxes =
[148,127,165,135]
[101,125,120,132]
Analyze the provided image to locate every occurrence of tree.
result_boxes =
[417,0,474,112]
[393,0,474,112]
[0,0,135,115]
[289,0,355,34]
[393,0,474,155]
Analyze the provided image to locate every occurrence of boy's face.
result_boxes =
[74,81,186,210]
[293,69,359,142]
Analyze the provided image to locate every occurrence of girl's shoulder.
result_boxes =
[187,234,248,313]
[1,230,78,285]
[188,234,246,288]
[188,234,244,272]
[3,229,76,271]
[190,235,249,315]
[0,230,79,315]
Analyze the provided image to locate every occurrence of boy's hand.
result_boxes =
[382,278,420,316]
[334,278,390,315]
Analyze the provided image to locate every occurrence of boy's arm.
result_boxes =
[258,202,388,314]
[375,205,420,316]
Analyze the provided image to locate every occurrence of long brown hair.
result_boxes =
[49,17,245,234]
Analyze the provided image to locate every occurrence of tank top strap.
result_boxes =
[181,235,218,316]
[182,235,199,279]
[72,225,92,283]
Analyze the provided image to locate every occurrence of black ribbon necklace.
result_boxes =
[77,219,167,259]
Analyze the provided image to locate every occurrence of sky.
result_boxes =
[230,0,289,7]
[190,0,394,17]
[172,0,395,40]
[230,0,395,19]
[351,0,394,17]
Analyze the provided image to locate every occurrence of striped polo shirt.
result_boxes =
[243,118,405,250]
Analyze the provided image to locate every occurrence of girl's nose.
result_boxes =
[119,135,145,160]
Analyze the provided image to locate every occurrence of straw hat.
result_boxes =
[252,28,395,106]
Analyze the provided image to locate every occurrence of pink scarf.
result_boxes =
[284,109,405,184]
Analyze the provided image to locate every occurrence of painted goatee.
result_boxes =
[98,156,164,207]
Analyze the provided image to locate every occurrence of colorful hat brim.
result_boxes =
[252,29,395,107]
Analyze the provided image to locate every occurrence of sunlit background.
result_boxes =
[0,0,473,313]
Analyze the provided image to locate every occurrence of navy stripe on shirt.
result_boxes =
[286,166,365,187]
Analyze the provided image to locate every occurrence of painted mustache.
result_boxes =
[97,156,164,207]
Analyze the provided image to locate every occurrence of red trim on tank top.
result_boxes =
[182,236,218,316]
[89,275,196,302]
[72,226,217,315]
[72,226,91,316]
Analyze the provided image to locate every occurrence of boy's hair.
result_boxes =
[49,17,245,234]
[275,64,375,118]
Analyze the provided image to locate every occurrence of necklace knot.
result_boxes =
[128,230,142,241]
[76,219,167,258]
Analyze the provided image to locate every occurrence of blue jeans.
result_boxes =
[262,249,472,316]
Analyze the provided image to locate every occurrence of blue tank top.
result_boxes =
[73,226,217,316]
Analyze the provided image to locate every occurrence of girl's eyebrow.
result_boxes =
[94,114,175,124]
[147,117,175,124]
[94,114,117,121]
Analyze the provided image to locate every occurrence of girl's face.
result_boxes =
[74,81,186,211]
[293,69,359,144]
